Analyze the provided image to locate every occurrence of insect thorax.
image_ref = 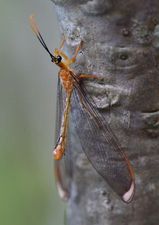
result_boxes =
[59,69,74,93]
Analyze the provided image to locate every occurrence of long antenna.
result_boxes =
[29,15,55,62]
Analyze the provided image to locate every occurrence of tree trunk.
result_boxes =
[51,0,159,224]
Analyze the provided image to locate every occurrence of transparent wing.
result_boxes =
[72,79,135,203]
[55,77,63,142]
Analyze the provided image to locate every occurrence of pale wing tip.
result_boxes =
[56,183,69,202]
[122,181,135,203]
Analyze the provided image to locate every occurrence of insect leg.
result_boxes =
[54,41,83,66]
[66,40,83,65]
[53,91,72,160]
[53,36,67,59]
[79,74,99,80]
[59,36,66,50]
[54,48,70,61]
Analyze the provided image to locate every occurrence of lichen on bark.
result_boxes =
[51,0,159,224]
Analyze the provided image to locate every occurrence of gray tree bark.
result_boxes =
[51,1,159,225]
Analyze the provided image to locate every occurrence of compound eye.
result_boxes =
[57,55,62,63]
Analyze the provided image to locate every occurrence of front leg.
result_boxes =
[54,41,83,66]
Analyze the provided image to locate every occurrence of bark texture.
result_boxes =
[51,1,159,224]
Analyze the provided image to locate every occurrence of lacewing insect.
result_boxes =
[29,15,135,203]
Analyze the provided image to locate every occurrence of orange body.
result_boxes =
[53,65,75,160]
[59,69,74,94]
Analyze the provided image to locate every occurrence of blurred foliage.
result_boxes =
[0,1,65,225]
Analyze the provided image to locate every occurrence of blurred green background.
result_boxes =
[0,1,65,225]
